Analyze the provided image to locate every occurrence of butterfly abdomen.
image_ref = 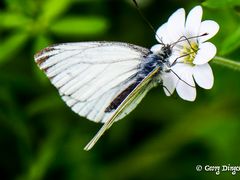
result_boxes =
[105,81,140,112]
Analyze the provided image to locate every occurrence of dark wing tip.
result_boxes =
[34,46,56,66]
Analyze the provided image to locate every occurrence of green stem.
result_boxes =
[212,56,240,71]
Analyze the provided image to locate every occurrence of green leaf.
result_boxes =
[5,0,37,15]
[203,0,240,8]
[220,27,240,55]
[26,94,63,117]
[34,34,52,53]
[0,32,29,65]
[40,0,73,24]
[21,125,66,180]
[0,12,30,29]
[5,0,26,12]
[50,16,108,36]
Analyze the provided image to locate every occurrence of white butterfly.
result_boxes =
[34,41,173,150]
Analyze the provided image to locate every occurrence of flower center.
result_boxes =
[181,42,199,65]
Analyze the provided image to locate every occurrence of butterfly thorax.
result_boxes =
[137,44,172,80]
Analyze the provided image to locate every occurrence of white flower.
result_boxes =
[151,6,219,101]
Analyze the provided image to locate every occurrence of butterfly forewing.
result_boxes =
[34,42,150,123]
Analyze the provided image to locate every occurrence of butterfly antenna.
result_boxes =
[132,0,163,44]
[171,33,208,48]
[170,69,195,88]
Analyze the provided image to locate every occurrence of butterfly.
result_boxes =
[34,41,174,150]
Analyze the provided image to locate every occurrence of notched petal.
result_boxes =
[167,8,186,42]
[193,63,214,89]
[176,81,196,101]
[194,42,216,65]
[150,44,163,53]
[171,65,196,101]
[162,71,178,96]
[185,6,203,36]
[156,23,171,44]
[199,20,219,42]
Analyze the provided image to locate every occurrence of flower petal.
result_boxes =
[193,63,214,89]
[171,63,193,80]
[150,44,163,53]
[169,53,181,65]
[162,71,178,96]
[194,42,216,65]
[199,20,219,42]
[176,76,196,101]
[185,6,202,36]
[166,8,185,42]
[156,23,171,44]
[170,64,196,101]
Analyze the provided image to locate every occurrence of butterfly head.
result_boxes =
[161,44,172,58]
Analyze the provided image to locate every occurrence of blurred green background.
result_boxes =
[0,0,240,179]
